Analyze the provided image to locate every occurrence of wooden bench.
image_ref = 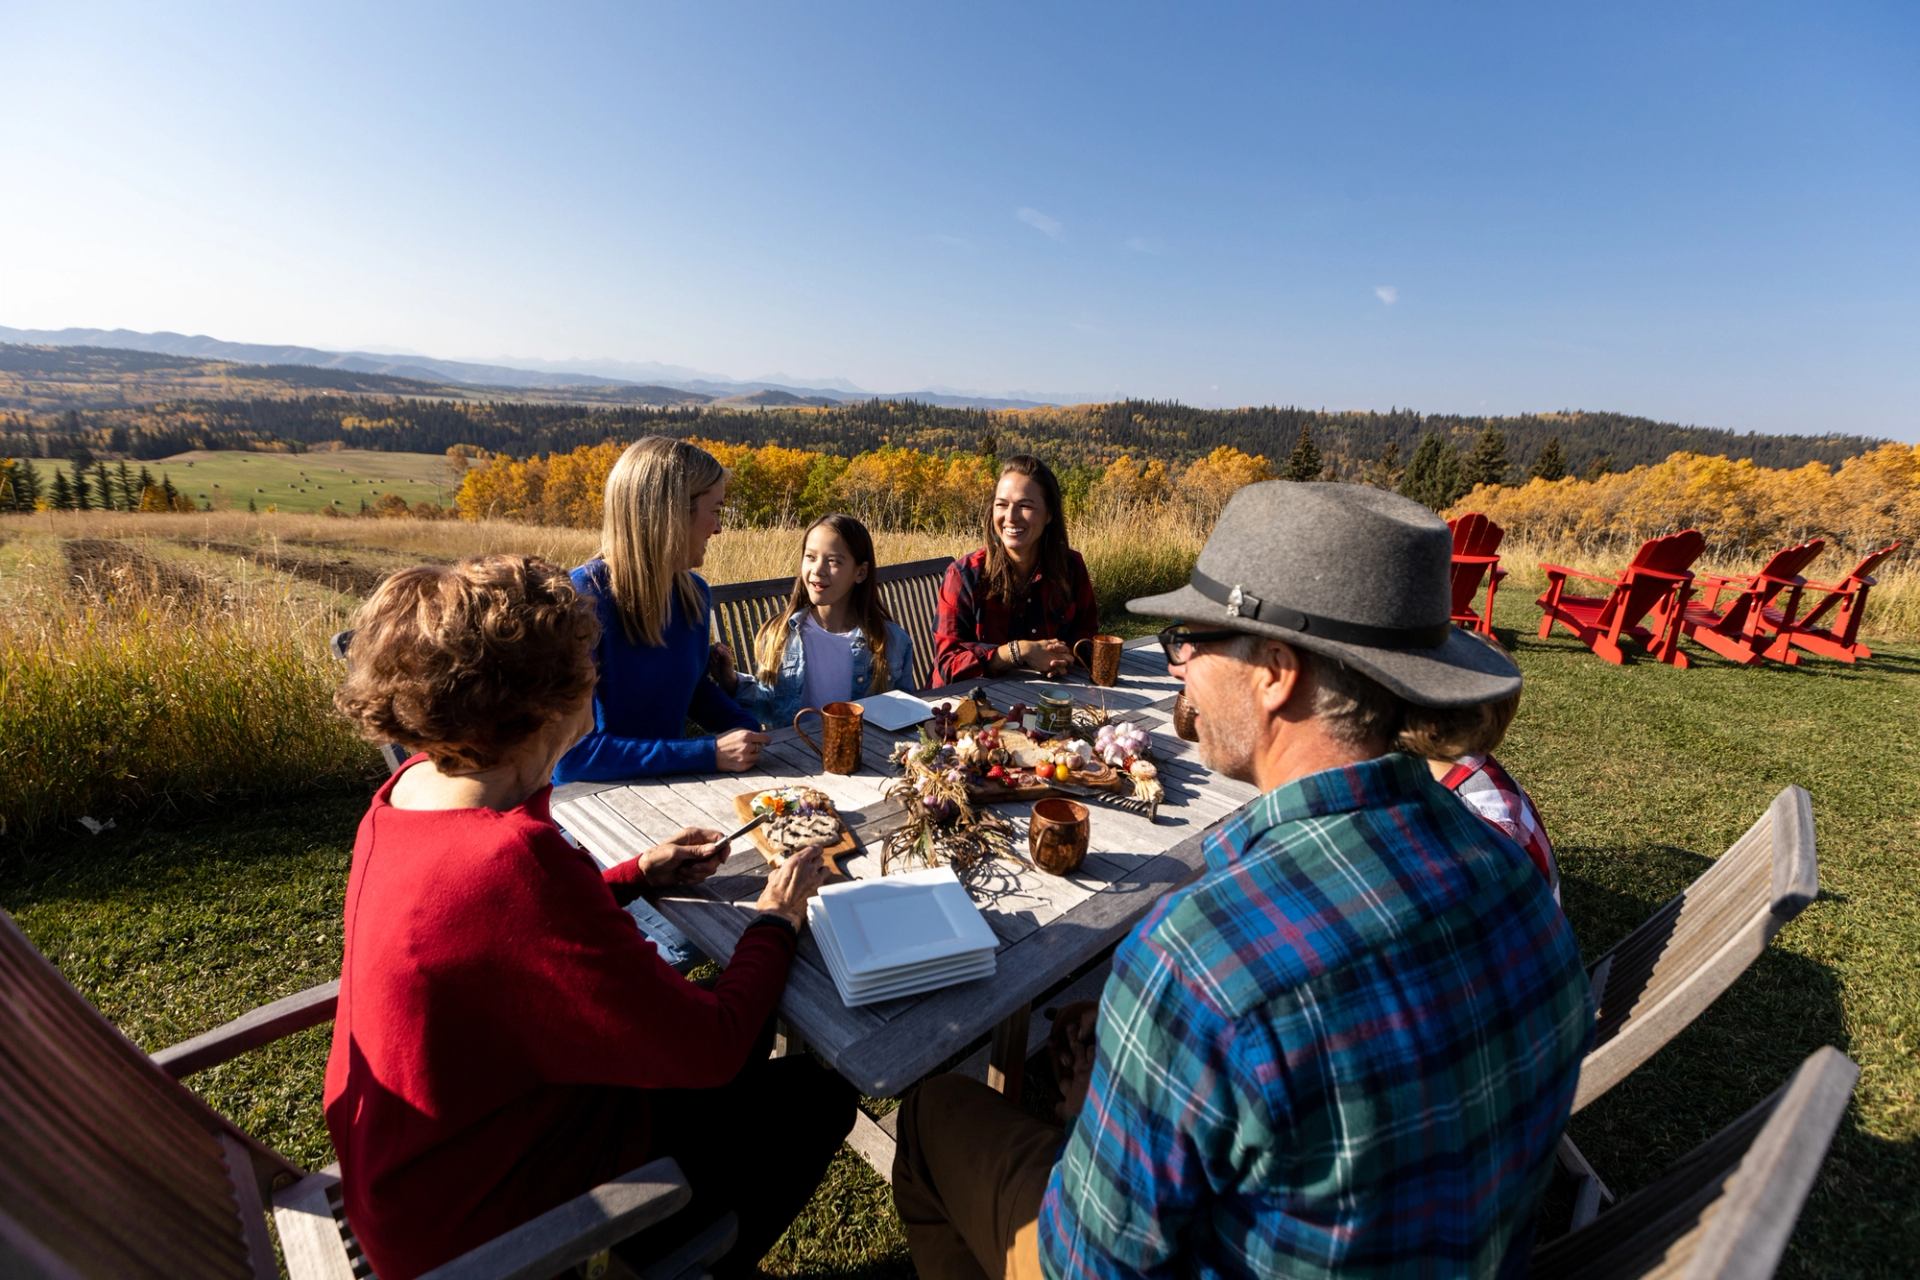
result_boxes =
[708,555,952,693]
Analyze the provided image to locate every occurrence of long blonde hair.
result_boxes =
[600,437,726,646]
[750,514,896,691]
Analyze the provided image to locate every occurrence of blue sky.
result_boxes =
[3,1,1916,440]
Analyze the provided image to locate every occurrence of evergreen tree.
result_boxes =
[161,473,179,507]
[1530,436,1568,481]
[1283,424,1323,482]
[1464,427,1510,489]
[0,461,14,512]
[138,465,155,495]
[91,460,115,511]
[248,497,258,514]
[1398,432,1467,511]
[1583,453,1616,482]
[51,469,74,511]
[17,459,43,510]
[71,462,91,511]
[115,460,137,509]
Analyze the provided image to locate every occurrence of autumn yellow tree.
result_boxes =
[1180,446,1272,519]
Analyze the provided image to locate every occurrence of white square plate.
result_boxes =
[811,867,998,979]
[811,903,997,993]
[852,689,935,732]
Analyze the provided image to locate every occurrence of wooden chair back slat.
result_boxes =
[0,910,274,1279]
[1446,513,1506,633]
[1573,787,1817,1114]
[1532,1047,1857,1280]
[1449,511,1505,558]
[710,556,952,694]
[1606,529,1706,633]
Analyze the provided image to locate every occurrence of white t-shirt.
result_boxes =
[798,613,861,710]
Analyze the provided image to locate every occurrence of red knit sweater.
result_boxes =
[323,761,796,1280]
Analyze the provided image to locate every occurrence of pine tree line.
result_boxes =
[0,456,200,512]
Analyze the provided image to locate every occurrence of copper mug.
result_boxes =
[1073,634,1124,687]
[794,701,864,775]
[1028,797,1090,876]
[1171,691,1199,742]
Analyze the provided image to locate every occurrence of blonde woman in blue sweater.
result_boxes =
[554,438,769,782]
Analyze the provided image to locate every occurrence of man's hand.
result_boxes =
[1048,999,1099,1122]
[636,826,728,888]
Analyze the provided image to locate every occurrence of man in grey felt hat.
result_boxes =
[892,482,1591,1280]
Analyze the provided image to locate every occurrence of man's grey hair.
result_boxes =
[1228,633,1406,749]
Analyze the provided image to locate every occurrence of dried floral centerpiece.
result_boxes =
[881,732,1014,877]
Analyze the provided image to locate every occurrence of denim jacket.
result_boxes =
[733,614,917,726]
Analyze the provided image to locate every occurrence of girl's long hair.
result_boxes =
[751,513,897,693]
[982,454,1071,608]
[600,437,726,646]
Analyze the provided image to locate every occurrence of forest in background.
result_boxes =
[0,342,1885,482]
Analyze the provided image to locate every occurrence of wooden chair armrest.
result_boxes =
[1621,566,1693,584]
[154,979,340,1080]
[1537,563,1616,586]
[1450,553,1502,566]
[1798,573,1869,593]
[417,1157,695,1280]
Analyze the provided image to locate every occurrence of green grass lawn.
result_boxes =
[2,590,1915,1276]
[153,448,459,513]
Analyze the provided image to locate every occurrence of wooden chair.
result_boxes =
[1537,530,1706,667]
[1557,786,1818,1226]
[1678,539,1826,667]
[708,555,953,693]
[1761,541,1903,665]
[0,907,735,1280]
[1533,1046,1858,1280]
[1447,512,1508,636]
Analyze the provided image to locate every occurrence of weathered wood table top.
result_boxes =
[553,638,1258,1097]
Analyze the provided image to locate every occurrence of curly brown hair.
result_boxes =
[335,555,601,772]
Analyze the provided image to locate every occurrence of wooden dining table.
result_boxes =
[550,638,1259,1176]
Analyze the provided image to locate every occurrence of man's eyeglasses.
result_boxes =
[1156,624,1245,666]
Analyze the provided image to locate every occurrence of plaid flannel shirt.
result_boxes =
[931,547,1099,686]
[1039,752,1592,1279]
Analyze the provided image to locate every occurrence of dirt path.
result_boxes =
[174,538,401,598]
[62,538,213,604]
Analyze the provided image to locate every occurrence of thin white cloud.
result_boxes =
[1016,206,1063,239]
[1123,235,1161,254]
[1374,285,1399,306]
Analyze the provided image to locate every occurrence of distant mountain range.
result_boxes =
[0,326,1072,410]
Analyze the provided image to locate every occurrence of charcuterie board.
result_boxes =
[734,788,856,874]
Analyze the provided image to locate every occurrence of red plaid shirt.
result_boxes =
[932,547,1099,686]
[1441,754,1561,903]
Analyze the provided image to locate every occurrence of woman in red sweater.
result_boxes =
[327,553,852,1280]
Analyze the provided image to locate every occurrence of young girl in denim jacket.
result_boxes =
[714,514,916,724]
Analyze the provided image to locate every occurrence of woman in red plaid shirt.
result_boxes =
[932,454,1100,686]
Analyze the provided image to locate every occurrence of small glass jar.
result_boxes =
[1039,693,1075,736]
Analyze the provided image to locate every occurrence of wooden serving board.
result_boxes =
[965,764,1123,807]
[733,792,855,875]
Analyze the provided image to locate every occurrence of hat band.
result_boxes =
[1189,570,1452,650]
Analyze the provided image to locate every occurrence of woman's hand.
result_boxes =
[708,641,739,693]
[636,826,729,888]
[1025,638,1074,678]
[714,727,770,771]
[1048,999,1099,1122]
[755,845,832,928]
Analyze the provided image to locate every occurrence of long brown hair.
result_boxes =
[983,454,1071,607]
[751,514,897,692]
[599,437,726,646]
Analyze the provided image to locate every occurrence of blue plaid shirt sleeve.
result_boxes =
[1041,899,1252,1278]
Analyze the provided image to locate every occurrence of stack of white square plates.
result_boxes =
[807,866,998,1007]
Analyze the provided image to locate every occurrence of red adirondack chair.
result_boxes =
[1447,512,1508,636]
[1763,541,1903,664]
[1536,530,1705,667]
[1678,538,1826,666]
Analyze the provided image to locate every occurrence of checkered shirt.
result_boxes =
[1440,755,1561,904]
[1038,752,1592,1279]
[931,547,1099,686]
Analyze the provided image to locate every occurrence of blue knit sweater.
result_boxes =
[552,560,758,782]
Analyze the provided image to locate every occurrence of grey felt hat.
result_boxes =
[1128,481,1520,707]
